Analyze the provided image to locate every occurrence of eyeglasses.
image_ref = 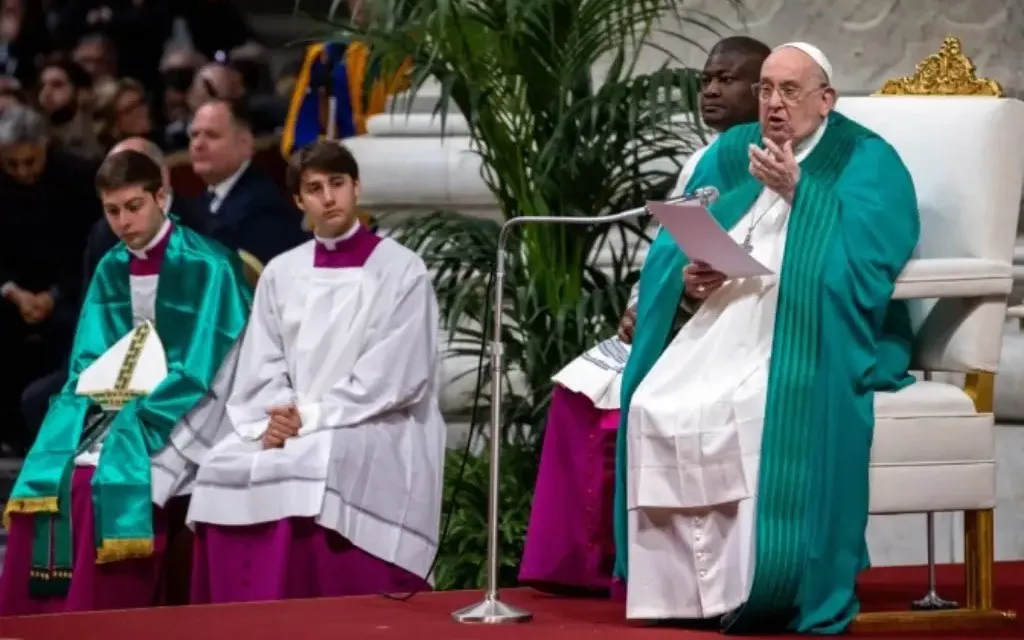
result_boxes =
[752,82,829,105]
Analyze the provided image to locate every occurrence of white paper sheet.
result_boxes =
[647,201,773,278]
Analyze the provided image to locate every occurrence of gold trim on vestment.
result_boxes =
[77,320,152,410]
[2,496,59,530]
[95,537,156,564]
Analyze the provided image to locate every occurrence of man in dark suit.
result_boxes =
[0,105,99,452]
[20,136,211,443]
[189,98,310,263]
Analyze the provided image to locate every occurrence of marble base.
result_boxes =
[867,424,1024,566]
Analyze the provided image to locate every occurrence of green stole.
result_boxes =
[5,225,252,596]
[613,111,919,634]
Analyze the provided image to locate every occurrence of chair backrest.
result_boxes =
[835,37,1024,373]
[237,249,264,289]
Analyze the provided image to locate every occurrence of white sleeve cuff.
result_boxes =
[296,402,323,436]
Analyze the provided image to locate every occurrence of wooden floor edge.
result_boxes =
[852,608,1016,632]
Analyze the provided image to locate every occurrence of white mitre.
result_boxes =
[774,42,833,83]
[75,320,169,410]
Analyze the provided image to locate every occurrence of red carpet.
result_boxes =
[1,562,1021,639]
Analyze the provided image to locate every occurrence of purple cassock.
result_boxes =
[190,225,434,603]
[0,468,172,615]
[0,232,175,615]
[519,337,631,595]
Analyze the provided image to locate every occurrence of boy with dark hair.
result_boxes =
[188,140,446,603]
[0,149,253,615]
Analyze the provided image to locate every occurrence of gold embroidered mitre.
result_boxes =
[75,321,169,409]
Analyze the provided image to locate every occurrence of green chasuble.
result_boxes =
[612,111,920,634]
[4,225,252,596]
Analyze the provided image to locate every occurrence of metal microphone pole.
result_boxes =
[451,189,716,624]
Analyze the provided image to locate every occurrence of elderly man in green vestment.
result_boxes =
[612,42,920,634]
[0,149,252,615]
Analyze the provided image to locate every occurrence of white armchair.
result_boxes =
[835,37,1024,632]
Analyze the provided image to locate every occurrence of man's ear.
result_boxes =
[353,179,361,202]
[155,185,169,212]
[822,87,838,114]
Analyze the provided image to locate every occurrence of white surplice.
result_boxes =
[186,238,447,581]
[73,219,243,507]
[552,148,709,409]
[625,123,827,620]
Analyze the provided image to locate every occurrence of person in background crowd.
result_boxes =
[56,0,172,92]
[187,62,243,112]
[229,41,285,136]
[163,61,245,152]
[160,43,204,150]
[187,140,445,603]
[0,104,99,453]
[71,33,116,90]
[36,54,102,161]
[518,35,772,596]
[173,0,251,63]
[274,56,303,105]
[0,0,51,87]
[94,77,152,148]
[188,98,309,264]
[0,74,24,113]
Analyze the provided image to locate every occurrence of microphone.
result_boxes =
[498,185,719,239]
[464,184,721,623]
[689,185,719,206]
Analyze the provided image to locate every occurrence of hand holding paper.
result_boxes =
[683,262,725,300]
[648,201,773,278]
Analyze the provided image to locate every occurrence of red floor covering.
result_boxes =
[1,562,1021,640]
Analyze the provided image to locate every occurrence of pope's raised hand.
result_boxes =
[748,138,800,203]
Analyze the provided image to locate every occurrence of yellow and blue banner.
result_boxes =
[281,40,410,160]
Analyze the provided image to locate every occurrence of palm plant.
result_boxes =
[299,0,741,588]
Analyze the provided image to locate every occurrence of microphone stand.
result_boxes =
[451,190,715,624]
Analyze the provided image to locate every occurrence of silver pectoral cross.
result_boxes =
[741,231,754,253]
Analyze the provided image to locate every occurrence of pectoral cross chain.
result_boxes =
[741,231,754,253]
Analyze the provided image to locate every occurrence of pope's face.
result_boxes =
[101,185,168,250]
[294,169,360,238]
[757,48,835,145]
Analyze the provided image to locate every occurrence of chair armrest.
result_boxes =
[893,258,1012,300]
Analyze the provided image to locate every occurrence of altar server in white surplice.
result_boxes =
[188,140,446,603]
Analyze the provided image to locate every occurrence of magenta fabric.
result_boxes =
[519,385,620,594]
[128,222,173,276]
[190,518,432,604]
[313,226,381,268]
[0,467,169,616]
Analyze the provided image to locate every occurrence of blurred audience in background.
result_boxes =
[0,0,322,453]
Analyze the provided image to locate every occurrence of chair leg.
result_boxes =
[964,508,996,610]
[912,512,957,610]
